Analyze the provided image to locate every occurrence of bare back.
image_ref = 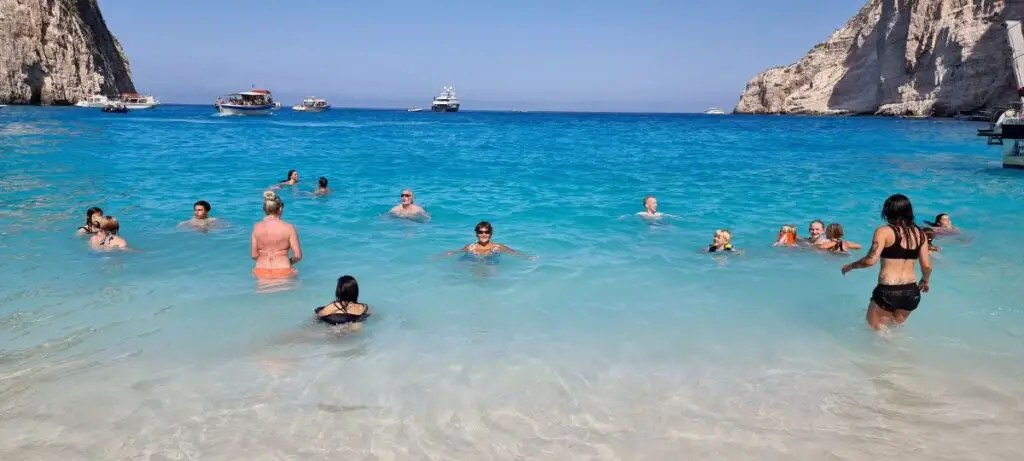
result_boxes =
[251,217,300,269]
[873,224,930,285]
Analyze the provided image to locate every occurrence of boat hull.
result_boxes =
[75,102,107,108]
[292,106,330,112]
[217,104,273,116]
[431,104,460,112]
[1004,138,1024,169]
[125,103,157,110]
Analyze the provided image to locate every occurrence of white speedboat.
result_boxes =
[407,107,423,112]
[215,88,274,115]
[75,94,110,108]
[121,93,159,109]
[292,97,330,112]
[704,107,726,115]
[431,86,460,112]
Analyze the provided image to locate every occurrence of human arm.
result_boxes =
[498,244,538,260]
[289,225,303,264]
[250,229,259,260]
[845,241,863,250]
[841,227,885,275]
[444,244,470,257]
[918,230,932,292]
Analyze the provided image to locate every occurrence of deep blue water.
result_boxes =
[1,105,1023,459]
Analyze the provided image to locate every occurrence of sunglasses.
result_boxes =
[476,230,491,235]
[400,193,412,197]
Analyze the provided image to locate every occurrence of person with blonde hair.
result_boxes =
[251,190,302,279]
[89,215,127,249]
[774,224,798,246]
[707,228,735,253]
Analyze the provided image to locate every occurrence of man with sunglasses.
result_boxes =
[389,189,431,220]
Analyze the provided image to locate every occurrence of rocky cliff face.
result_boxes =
[735,0,1024,116]
[0,0,134,105]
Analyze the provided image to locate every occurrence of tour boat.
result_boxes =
[292,97,330,112]
[75,94,110,108]
[704,108,726,115]
[431,86,460,112]
[120,93,160,109]
[215,88,275,115]
[978,101,1024,169]
[407,107,424,112]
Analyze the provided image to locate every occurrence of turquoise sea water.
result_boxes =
[2,105,1023,459]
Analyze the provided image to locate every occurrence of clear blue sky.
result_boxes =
[101,0,864,112]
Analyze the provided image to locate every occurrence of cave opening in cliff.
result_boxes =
[23,62,45,105]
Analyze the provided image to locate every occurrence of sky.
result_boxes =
[100,0,865,112]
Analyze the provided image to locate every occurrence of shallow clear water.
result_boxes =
[1,106,1023,459]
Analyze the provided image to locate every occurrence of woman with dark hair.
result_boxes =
[277,169,299,186]
[313,176,331,195]
[445,221,536,259]
[76,207,103,234]
[842,194,933,331]
[314,275,370,327]
[924,212,957,234]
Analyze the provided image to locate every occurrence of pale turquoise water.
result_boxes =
[1,106,1023,459]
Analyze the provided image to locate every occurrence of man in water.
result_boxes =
[634,195,677,219]
[389,189,430,220]
[805,219,829,246]
[179,200,219,228]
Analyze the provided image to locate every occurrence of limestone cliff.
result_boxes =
[0,0,134,105]
[735,0,1024,116]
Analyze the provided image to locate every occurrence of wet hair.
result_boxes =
[335,275,359,304]
[318,177,328,188]
[809,219,825,229]
[285,169,297,181]
[85,207,103,227]
[924,212,949,227]
[715,228,732,244]
[262,190,283,215]
[194,200,211,212]
[99,215,119,235]
[475,221,493,234]
[825,223,844,240]
[882,193,922,249]
[923,227,936,239]
[643,195,656,206]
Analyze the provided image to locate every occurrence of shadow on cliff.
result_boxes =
[77,0,134,95]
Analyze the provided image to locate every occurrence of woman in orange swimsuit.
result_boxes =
[251,190,302,278]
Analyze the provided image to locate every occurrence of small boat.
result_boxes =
[102,102,129,113]
[273,102,283,110]
[704,108,726,115]
[120,93,160,109]
[292,97,330,112]
[431,86,460,112]
[215,88,275,115]
[407,107,423,112]
[0,104,6,109]
[75,94,110,108]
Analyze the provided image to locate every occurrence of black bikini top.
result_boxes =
[314,302,370,325]
[879,225,920,260]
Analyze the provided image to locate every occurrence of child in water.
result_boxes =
[818,223,861,253]
[707,229,735,253]
[774,224,798,246]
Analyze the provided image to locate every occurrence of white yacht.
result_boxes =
[121,93,159,110]
[407,107,424,112]
[215,88,275,115]
[431,86,460,112]
[292,97,330,112]
[704,107,726,115]
[75,94,110,108]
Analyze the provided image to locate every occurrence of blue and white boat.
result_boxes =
[215,88,274,115]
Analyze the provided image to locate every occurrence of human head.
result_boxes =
[808,220,825,239]
[778,224,797,244]
[643,195,657,211]
[825,223,844,240]
[923,227,936,243]
[193,200,211,219]
[99,215,119,235]
[934,213,951,228]
[318,177,328,189]
[400,189,414,205]
[713,228,732,246]
[335,275,359,303]
[262,190,283,215]
[881,194,915,227]
[475,221,493,244]
[85,207,103,227]
[286,169,298,182]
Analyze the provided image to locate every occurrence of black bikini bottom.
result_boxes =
[871,283,921,312]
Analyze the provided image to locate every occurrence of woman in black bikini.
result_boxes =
[314,275,370,329]
[819,223,861,253]
[76,207,103,234]
[842,194,933,331]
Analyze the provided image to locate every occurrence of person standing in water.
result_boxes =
[445,221,536,259]
[251,191,302,279]
[89,216,127,249]
[179,200,218,228]
[390,189,430,220]
[76,207,103,234]
[842,194,932,331]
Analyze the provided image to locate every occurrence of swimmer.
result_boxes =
[445,221,537,259]
[924,212,957,234]
[178,200,219,228]
[923,227,941,252]
[842,193,932,332]
[89,215,127,249]
[313,275,371,332]
[313,177,331,195]
[251,191,302,279]
[389,189,430,220]
[818,223,862,253]
[773,224,799,246]
[76,207,103,235]
[805,219,830,246]
[706,228,736,253]
[276,169,299,187]
[629,195,678,219]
